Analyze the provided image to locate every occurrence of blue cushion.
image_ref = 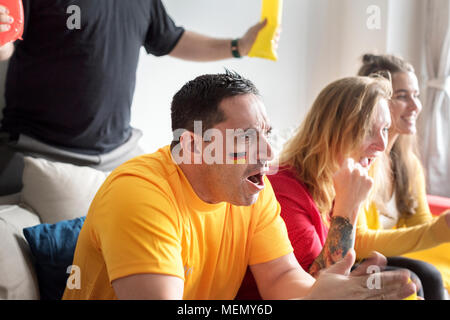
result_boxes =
[23,217,86,300]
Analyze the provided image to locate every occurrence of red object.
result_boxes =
[267,167,329,270]
[427,194,450,216]
[0,0,24,46]
[236,166,329,300]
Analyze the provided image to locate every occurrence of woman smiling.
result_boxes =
[355,54,450,300]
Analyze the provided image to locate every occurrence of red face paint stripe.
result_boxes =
[229,152,247,164]
[229,152,247,159]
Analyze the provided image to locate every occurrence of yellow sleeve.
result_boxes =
[92,173,185,283]
[248,177,294,265]
[355,203,450,259]
[355,154,450,259]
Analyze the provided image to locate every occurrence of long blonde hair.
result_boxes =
[279,76,392,220]
[358,54,419,216]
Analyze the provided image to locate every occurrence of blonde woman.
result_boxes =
[237,76,398,299]
[355,54,450,300]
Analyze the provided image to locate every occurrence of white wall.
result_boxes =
[386,0,425,85]
[303,0,389,104]
[0,0,426,155]
[132,0,417,153]
[131,0,311,153]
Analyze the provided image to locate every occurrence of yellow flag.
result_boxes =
[248,0,283,61]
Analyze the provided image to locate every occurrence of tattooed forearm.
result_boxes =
[309,216,354,277]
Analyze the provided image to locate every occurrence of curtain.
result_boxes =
[419,0,450,197]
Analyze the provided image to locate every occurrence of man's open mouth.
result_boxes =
[246,172,265,188]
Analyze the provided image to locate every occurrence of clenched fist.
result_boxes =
[332,158,373,225]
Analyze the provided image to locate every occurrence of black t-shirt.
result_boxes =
[1,0,184,154]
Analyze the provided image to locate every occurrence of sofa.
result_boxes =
[0,156,109,299]
[1,154,450,300]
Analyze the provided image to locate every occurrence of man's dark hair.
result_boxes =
[170,70,259,148]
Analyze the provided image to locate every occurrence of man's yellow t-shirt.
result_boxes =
[62,146,293,300]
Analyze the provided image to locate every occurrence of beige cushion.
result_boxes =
[20,157,108,224]
[0,205,41,299]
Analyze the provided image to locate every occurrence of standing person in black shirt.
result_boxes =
[0,0,271,196]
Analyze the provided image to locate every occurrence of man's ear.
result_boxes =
[180,131,203,164]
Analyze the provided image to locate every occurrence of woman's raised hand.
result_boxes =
[332,158,373,225]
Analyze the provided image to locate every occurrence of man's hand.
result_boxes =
[169,18,280,61]
[0,5,13,33]
[305,250,417,300]
[237,19,267,56]
[350,251,387,276]
[238,19,281,56]
[0,5,15,60]
[352,251,422,295]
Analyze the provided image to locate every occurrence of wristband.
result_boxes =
[231,38,241,58]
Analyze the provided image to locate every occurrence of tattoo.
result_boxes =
[309,216,354,277]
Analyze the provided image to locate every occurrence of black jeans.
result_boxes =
[0,142,24,196]
[386,256,445,300]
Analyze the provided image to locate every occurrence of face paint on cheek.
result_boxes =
[229,152,247,164]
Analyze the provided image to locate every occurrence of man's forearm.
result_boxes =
[257,266,315,300]
[309,216,354,277]
[169,30,234,62]
[0,42,14,60]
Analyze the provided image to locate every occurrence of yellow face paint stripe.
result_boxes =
[230,152,247,164]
